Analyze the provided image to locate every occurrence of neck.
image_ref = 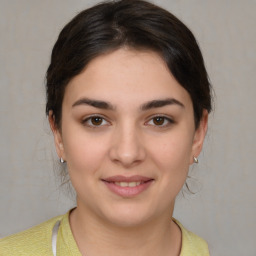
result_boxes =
[69,205,181,256]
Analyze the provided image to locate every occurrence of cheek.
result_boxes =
[149,132,193,169]
[147,131,193,191]
[62,127,109,177]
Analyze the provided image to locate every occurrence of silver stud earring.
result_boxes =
[193,156,199,164]
[60,158,65,163]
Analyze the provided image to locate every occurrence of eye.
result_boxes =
[82,115,110,127]
[146,116,174,127]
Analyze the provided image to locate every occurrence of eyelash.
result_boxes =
[82,115,110,128]
[145,115,174,128]
[81,115,174,128]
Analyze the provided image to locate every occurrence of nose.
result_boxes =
[109,124,146,168]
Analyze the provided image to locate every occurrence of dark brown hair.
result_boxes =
[46,0,212,129]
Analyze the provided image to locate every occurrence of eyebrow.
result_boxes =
[141,98,184,110]
[72,97,184,110]
[72,98,115,110]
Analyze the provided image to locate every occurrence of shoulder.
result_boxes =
[173,218,210,256]
[0,214,64,256]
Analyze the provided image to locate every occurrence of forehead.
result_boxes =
[63,48,192,109]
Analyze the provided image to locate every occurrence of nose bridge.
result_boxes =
[109,120,146,167]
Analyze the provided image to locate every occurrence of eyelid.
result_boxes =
[81,114,111,127]
[145,114,175,127]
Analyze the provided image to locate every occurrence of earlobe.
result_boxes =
[48,111,65,160]
[190,110,208,164]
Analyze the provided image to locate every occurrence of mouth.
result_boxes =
[113,181,145,187]
[101,175,154,197]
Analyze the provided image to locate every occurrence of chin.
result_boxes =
[98,202,155,228]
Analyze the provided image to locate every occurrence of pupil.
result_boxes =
[92,117,102,125]
[153,117,164,125]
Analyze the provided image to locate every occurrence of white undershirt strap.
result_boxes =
[52,220,61,256]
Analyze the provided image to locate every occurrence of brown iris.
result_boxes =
[153,117,165,125]
[91,117,103,126]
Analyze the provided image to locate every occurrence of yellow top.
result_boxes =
[0,211,210,255]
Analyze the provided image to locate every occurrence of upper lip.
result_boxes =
[102,175,154,183]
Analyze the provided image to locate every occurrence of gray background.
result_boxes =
[0,0,255,255]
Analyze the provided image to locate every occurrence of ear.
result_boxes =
[190,109,208,164]
[48,111,66,161]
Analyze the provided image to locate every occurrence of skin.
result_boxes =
[49,48,208,256]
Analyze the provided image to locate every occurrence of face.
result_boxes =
[50,48,208,227]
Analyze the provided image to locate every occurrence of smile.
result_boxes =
[102,176,154,197]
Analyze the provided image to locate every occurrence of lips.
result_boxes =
[102,175,154,197]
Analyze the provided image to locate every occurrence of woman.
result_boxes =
[0,0,212,255]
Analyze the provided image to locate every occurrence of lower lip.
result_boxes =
[103,181,153,197]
